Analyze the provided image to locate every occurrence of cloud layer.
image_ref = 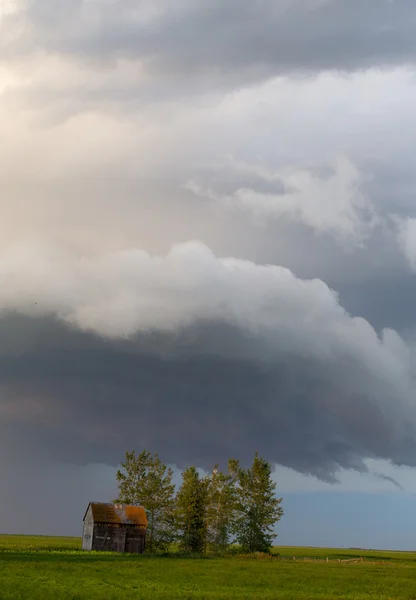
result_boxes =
[186,156,376,246]
[4,0,416,90]
[1,239,416,484]
[3,0,416,541]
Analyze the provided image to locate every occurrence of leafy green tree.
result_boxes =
[232,452,283,553]
[205,465,236,553]
[176,466,208,553]
[115,450,177,552]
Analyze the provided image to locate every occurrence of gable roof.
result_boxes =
[84,502,147,527]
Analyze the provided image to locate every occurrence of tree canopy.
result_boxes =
[115,449,283,554]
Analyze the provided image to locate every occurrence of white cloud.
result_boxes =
[0,0,18,21]
[0,239,413,411]
[186,156,376,246]
[0,239,342,339]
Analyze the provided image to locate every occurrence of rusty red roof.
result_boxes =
[84,502,147,527]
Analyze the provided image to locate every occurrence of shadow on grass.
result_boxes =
[0,551,217,564]
[2,549,413,567]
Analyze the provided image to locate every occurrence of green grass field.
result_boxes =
[1,535,416,599]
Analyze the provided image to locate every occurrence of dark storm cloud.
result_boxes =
[3,0,416,549]
[334,275,416,334]
[1,313,416,483]
[4,1,416,90]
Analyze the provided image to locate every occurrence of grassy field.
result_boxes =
[1,535,416,599]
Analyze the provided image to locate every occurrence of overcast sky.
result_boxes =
[3,0,416,549]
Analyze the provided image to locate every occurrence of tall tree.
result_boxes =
[205,464,236,553]
[176,466,208,553]
[115,450,177,552]
[233,452,283,553]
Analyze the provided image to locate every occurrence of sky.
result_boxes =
[2,0,416,549]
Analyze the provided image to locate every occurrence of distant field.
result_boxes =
[1,535,416,599]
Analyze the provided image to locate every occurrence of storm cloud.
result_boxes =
[1,240,416,484]
[4,0,416,89]
[2,0,416,541]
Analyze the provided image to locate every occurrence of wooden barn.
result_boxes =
[82,502,147,553]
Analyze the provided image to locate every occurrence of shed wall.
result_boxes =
[125,529,146,554]
[82,505,94,551]
[91,524,146,553]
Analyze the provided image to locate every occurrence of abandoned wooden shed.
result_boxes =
[82,502,147,553]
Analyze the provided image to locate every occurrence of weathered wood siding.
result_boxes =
[125,528,146,554]
[91,524,146,553]
[82,505,94,551]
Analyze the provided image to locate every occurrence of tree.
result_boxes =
[115,450,177,552]
[176,466,208,553]
[233,452,283,553]
[205,464,236,553]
